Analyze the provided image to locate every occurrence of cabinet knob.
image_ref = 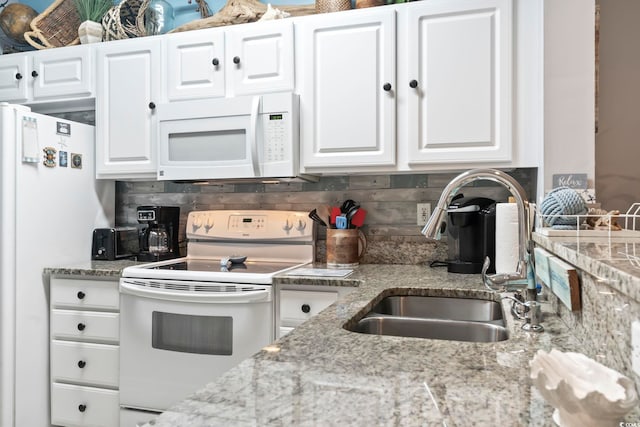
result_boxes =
[15,73,22,80]
[233,56,240,65]
[77,291,85,300]
[409,80,419,89]
[78,404,87,413]
[383,83,392,92]
[212,58,219,66]
[77,323,86,331]
[77,360,86,368]
[148,102,156,110]
[301,304,311,314]
[31,71,38,78]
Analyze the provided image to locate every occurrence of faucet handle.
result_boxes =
[481,257,504,291]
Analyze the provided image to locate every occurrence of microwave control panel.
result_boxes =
[263,113,288,163]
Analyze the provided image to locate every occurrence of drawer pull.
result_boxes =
[77,360,86,368]
[78,404,87,412]
[77,323,86,331]
[301,304,311,314]
[77,291,85,300]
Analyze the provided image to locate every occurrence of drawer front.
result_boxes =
[51,278,119,310]
[51,310,119,343]
[280,289,338,325]
[51,382,119,427]
[51,340,119,388]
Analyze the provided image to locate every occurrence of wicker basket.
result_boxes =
[102,0,149,41]
[23,0,81,49]
[316,0,351,13]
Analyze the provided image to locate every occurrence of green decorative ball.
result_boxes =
[0,3,39,44]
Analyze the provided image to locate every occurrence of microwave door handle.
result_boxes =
[249,96,261,177]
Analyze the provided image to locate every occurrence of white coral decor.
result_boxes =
[258,4,290,21]
[530,349,638,427]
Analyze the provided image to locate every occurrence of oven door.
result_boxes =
[119,279,274,412]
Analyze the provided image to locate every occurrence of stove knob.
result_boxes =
[295,218,307,231]
[192,215,203,232]
[282,218,293,231]
[204,216,214,233]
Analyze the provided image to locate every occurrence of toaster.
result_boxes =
[92,227,140,260]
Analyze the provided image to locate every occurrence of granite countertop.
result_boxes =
[533,232,640,302]
[43,259,142,277]
[145,263,580,427]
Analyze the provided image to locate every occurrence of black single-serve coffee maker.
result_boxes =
[137,205,181,261]
[446,194,496,274]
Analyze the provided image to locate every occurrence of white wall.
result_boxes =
[543,0,596,196]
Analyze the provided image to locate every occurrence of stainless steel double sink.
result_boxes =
[345,294,509,343]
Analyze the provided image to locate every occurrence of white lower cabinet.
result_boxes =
[51,383,119,427]
[50,277,120,427]
[277,285,354,338]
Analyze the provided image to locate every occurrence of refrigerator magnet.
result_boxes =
[70,153,82,169]
[56,122,71,136]
[42,147,57,168]
[59,151,68,167]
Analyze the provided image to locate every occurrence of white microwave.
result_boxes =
[156,92,300,181]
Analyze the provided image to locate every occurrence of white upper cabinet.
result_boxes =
[164,29,226,101]
[163,21,294,101]
[297,9,396,169]
[0,54,29,102]
[226,20,294,96]
[401,0,513,165]
[95,38,161,179]
[0,44,93,105]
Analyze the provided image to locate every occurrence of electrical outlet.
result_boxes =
[417,203,431,226]
[632,320,640,376]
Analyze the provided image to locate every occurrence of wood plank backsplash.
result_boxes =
[116,168,537,264]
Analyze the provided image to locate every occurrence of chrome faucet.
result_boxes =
[421,168,543,332]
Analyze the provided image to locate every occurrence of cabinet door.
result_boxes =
[298,9,396,169]
[0,54,28,102]
[227,20,294,96]
[51,383,119,427]
[405,0,512,164]
[165,29,226,101]
[31,44,93,101]
[96,39,160,179]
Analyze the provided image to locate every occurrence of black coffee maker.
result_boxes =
[137,206,181,261]
[446,195,496,274]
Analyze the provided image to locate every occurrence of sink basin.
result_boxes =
[345,295,509,342]
[351,316,509,342]
[369,296,503,322]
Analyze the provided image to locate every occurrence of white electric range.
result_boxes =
[119,210,314,426]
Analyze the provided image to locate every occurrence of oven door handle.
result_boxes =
[120,280,271,303]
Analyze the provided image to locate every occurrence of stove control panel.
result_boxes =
[187,210,313,241]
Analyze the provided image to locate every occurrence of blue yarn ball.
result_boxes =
[540,187,587,228]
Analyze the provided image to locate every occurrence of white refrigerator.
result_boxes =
[0,103,114,427]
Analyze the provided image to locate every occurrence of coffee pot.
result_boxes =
[137,206,180,261]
